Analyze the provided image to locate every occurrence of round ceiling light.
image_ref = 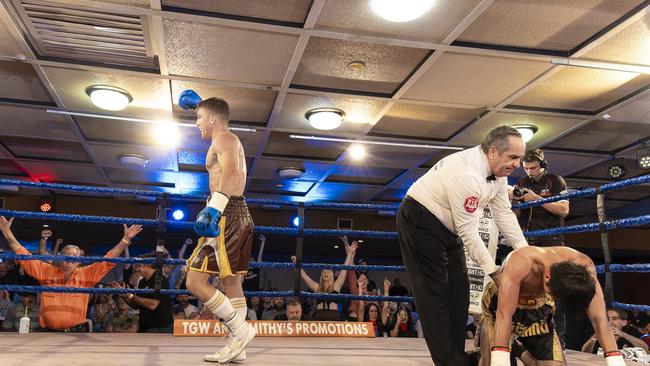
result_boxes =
[85,85,133,111]
[369,0,435,22]
[348,144,366,161]
[154,121,180,148]
[305,108,345,130]
[512,124,538,143]
[278,167,305,179]
[347,61,366,72]
[118,153,149,168]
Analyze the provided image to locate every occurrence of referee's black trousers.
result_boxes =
[397,197,469,366]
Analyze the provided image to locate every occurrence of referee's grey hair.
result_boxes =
[480,125,522,153]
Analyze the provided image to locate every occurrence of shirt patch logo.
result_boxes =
[464,196,479,213]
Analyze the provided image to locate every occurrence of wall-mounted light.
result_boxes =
[305,108,345,130]
[85,85,133,111]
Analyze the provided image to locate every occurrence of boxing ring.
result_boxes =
[0,176,648,365]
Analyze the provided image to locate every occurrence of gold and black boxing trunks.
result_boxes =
[187,196,254,277]
[480,281,563,361]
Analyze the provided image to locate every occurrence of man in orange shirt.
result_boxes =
[0,216,142,332]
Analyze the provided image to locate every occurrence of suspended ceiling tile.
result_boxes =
[41,66,172,119]
[404,53,550,106]
[606,93,650,123]
[164,19,299,86]
[263,132,346,160]
[372,187,407,202]
[0,159,26,176]
[532,151,606,177]
[105,167,207,192]
[171,80,277,124]
[514,68,650,111]
[571,158,645,180]
[380,169,427,188]
[248,179,314,195]
[87,143,177,171]
[547,119,650,151]
[0,105,76,140]
[457,0,643,50]
[582,13,650,65]
[452,112,585,147]
[292,37,430,95]
[21,161,103,184]
[2,136,91,162]
[0,61,52,103]
[0,17,23,57]
[162,0,311,24]
[315,0,480,43]
[371,103,481,139]
[251,158,332,181]
[326,165,403,186]
[338,144,435,169]
[275,93,388,134]
[419,149,457,168]
[307,182,383,202]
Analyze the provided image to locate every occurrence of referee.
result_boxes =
[396,125,529,366]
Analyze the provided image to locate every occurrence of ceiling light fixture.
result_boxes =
[289,134,463,151]
[348,144,366,160]
[369,0,435,22]
[550,58,650,75]
[607,159,627,179]
[85,85,133,111]
[347,61,366,72]
[512,124,538,143]
[305,108,345,130]
[154,121,180,148]
[636,143,650,170]
[277,167,305,179]
[118,153,149,168]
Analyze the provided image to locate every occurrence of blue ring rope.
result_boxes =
[5,174,650,211]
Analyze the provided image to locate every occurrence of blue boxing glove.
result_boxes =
[194,192,229,237]
[178,89,203,110]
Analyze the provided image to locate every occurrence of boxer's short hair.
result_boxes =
[198,97,230,123]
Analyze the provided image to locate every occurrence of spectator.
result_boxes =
[466,315,480,339]
[387,303,418,337]
[243,234,266,292]
[358,277,389,337]
[105,297,138,333]
[173,294,199,319]
[0,290,11,327]
[168,239,193,290]
[0,217,141,332]
[261,296,285,320]
[89,290,117,332]
[2,292,40,332]
[274,298,307,321]
[293,240,358,321]
[388,278,409,297]
[248,296,263,320]
[111,254,173,333]
[581,308,648,353]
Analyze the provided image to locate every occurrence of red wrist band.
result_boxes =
[491,346,510,352]
[604,350,622,358]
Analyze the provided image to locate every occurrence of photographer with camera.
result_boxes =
[512,149,570,348]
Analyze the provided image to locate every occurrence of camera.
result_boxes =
[513,187,527,197]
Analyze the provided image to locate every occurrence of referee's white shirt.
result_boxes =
[406,145,528,274]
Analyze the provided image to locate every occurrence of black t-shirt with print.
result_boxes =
[136,274,173,332]
[516,171,568,245]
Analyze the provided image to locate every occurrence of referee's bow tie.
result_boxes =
[486,174,496,181]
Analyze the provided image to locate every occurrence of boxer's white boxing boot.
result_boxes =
[204,312,255,363]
